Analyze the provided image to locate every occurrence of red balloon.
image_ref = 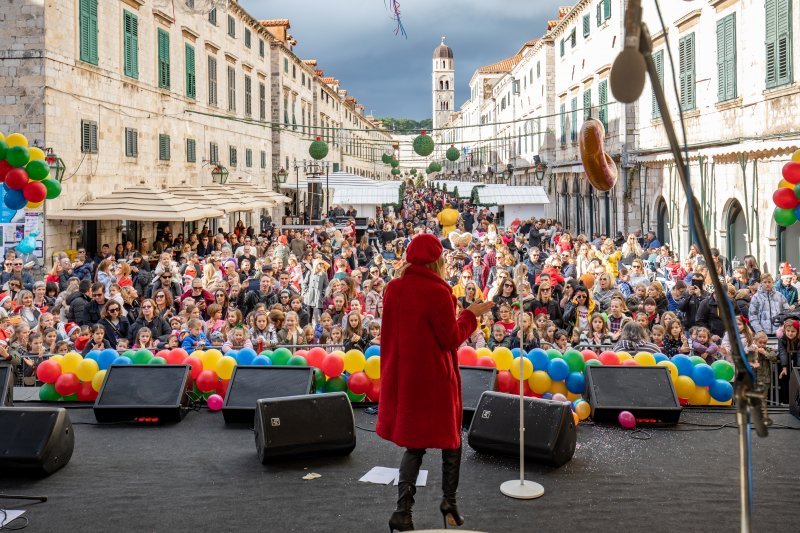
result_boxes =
[54,372,80,396]
[581,349,598,362]
[599,351,620,365]
[522,381,535,397]
[5,168,29,190]
[347,371,370,395]
[23,180,46,203]
[294,349,308,360]
[36,359,62,383]
[216,379,230,398]
[774,187,800,209]
[77,381,98,401]
[783,162,800,184]
[164,348,187,364]
[496,370,515,393]
[457,346,478,366]
[183,355,203,380]
[367,379,381,402]
[476,356,495,368]
[0,160,12,182]
[195,369,218,392]
[305,347,327,368]
[622,359,639,366]
[321,353,345,378]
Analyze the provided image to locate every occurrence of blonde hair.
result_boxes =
[399,256,446,279]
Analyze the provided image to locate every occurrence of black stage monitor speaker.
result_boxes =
[94,364,191,424]
[584,365,682,425]
[0,407,74,476]
[460,366,497,427]
[254,392,355,463]
[467,391,576,467]
[0,364,12,406]
[223,366,315,424]
[789,367,800,421]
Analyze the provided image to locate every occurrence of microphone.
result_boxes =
[609,0,646,103]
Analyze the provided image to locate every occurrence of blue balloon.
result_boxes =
[565,371,586,394]
[365,345,380,359]
[709,379,733,402]
[112,356,132,365]
[4,188,26,210]
[251,355,272,366]
[672,354,694,376]
[692,363,715,387]
[98,349,118,370]
[226,350,240,363]
[84,350,101,363]
[528,348,550,371]
[237,348,257,365]
[541,392,553,400]
[511,348,522,358]
[653,353,668,363]
[547,358,570,381]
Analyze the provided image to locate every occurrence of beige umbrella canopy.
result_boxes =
[225,180,283,208]
[47,185,225,222]
[166,183,262,213]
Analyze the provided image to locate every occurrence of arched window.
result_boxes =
[440,80,444,90]
[726,201,747,261]
[445,80,449,90]
[656,197,670,245]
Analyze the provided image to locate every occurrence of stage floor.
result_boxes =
[1,400,798,533]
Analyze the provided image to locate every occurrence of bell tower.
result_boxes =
[432,36,454,132]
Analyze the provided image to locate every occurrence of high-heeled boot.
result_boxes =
[440,447,464,528]
[389,449,425,532]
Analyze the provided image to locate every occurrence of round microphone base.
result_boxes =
[500,479,545,500]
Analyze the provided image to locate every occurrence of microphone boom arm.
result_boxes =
[638,21,768,533]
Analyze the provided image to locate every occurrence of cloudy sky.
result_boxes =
[239,0,565,120]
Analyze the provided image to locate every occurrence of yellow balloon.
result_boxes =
[792,149,800,163]
[91,369,107,393]
[476,347,493,359]
[492,347,514,371]
[509,356,533,380]
[709,398,734,406]
[26,200,44,209]
[528,370,552,394]
[688,385,711,405]
[215,355,237,380]
[28,147,46,161]
[550,380,568,395]
[634,352,657,366]
[50,354,63,366]
[75,358,100,382]
[779,178,794,189]
[0,132,4,140]
[566,391,582,402]
[657,360,678,382]
[330,350,346,359]
[60,352,83,374]
[364,356,381,380]
[201,349,223,371]
[674,375,696,399]
[616,351,632,362]
[4,133,28,148]
[575,400,591,420]
[343,349,366,374]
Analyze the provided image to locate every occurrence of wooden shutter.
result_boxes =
[159,135,170,160]
[652,50,664,117]
[583,88,592,120]
[599,80,608,131]
[123,11,138,78]
[157,29,170,89]
[80,0,98,64]
[717,14,736,102]
[560,103,566,145]
[186,139,196,163]
[776,0,793,86]
[596,2,602,26]
[679,33,695,110]
[603,0,611,20]
[185,44,196,99]
[259,82,266,120]
[583,14,590,37]
[570,98,578,142]
[208,56,217,105]
[244,75,252,117]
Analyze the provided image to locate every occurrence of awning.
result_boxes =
[263,191,292,203]
[473,185,550,205]
[430,180,475,199]
[166,184,259,214]
[331,182,402,206]
[224,180,278,209]
[47,185,225,221]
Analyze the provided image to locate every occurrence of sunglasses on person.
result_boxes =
[156,294,166,299]
[108,307,120,313]
[503,283,514,288]
[161,275,171,279]
[3,262,10,267]
[575,294,587,299]
[93,292,104,297]
[141,304,153,309]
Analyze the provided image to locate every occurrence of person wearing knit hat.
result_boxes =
[377,231,494,532]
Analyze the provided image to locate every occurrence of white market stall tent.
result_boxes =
[430,180,475,199]
[330,181,403,220]
[472,184,550,226]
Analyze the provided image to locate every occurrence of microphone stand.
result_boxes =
[636,21,770,533]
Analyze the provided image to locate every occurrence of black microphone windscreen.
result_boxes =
[610,49,647,104]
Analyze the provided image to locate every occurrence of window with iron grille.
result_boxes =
[186,138,196,163]
[124,128,138,157]
[158,134,171,161]
[229,146,237,167]
[81,120,98,153]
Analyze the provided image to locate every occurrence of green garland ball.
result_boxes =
[309,137,329,160]
[412,130,435,157]
[390,158,399,168]
[446,145,460,162]
[381,152,393,164]
[391,168,400,176]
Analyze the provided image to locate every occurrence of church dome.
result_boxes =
[433,37,453,59]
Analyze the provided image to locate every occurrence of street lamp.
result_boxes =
[45,148,66,182]
[534,162,547,183]
[211,164,229,184]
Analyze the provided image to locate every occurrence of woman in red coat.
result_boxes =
[377,233,493,532]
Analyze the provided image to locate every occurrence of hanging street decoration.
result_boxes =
[446,144,460,162]
[413,130,435,157]
[308,136,329,160]
[0,131,63,214]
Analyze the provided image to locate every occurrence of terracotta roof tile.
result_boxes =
[478,54,522,74]
[260,19,290,27]
[303,59,317,67]
[558,6,572,18]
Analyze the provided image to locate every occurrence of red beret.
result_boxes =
[406,234,443,265]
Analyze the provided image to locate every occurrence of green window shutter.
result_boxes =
[185,44,196,99]
[570,98,578,142]
[260,150,266,169]
[599,79,608,131]
[79,0,98,64]
[159,134,170,161]
[560,39,565,57]
[208,56,217,105]
[245,149,252,167]
[208,8,216,25]
[244,75,252,117]
[596,2,602,26]
[157,29,170,89]
[603,0,611,20]
[583,88,592,120]
[560,103,566,145]
[186,138,196,163]
[652,50,664,118]
[717,14,736,102]
[123,11,138,78]
[766,0,793,88]
[583,14,590,37]
[679,33,696,110]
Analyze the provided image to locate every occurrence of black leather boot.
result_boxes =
[440,447,464,528]
[389,449,425,532]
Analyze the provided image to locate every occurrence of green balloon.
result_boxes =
[774,207,796,227]
[132,349,154,365]
[711,360,735,381]
[26,159,50,181]
[346,390,366,403]
[42,177,61,200]
[326,376,347,393]
[313,367,326,391]
[123,350,136,359]
[6,145,29,168]
[689,355,706,366]
[39,382,61,401]
[63,393,78,402]
[563,350,585,373]
[149,356,167,365]
[202,390,215,400]
[546,348,563,360]
[0,139,7,161]
[270,347,292,366]
[259,350,273,360]
[287,355,307,366]
[585,358,603,367]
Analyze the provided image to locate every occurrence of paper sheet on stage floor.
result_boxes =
[0,510,25,527]
[359,466,427,486]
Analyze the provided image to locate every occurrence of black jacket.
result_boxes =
[695,295,740,339]
[244,290,277,316]
[88,299,108,325]
[67,291,93,326]
[128,315,171,343]
[100,317,131,348]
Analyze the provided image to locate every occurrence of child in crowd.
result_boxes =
[606,298,632,342]
[133,327,156,350]
[650,324,665,348]
[42,327,58,354]
[54,340,70,354]
[752,331,778,393]
[368,320,381,346]
[553,329,571,352]
[82,324,112,355]
[778,319,800,384]
[690,326,719,364]
[579,312,612,348]
[487,324,511,350]
[222,325,252,354]
[343,312,368,352]
[205,304,225,335]
[327,325,344,347]
[720,315,756,363]
[662,319,690,356]
[181,319,209,354]
[495,304,515,334]
[635,312,650,332]
[302,325,316,346]
[209,331,225,348]
[116,337,130,351]
[25,332,44,385]
[278,311,304,346]
[315,312,334,341]
[643,298,660,328]
[251,311,277,353]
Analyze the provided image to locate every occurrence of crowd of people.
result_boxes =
[0,183,797,402]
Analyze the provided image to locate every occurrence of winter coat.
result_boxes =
[777,335,800,371]
[694,296,734,339]
[777,283,798,307]
[301,271,328,309]
[100,317,130,348]
[128,315,171,343]
[376,265,477,450]
[66,291,93,326]
[749,288,788,334]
